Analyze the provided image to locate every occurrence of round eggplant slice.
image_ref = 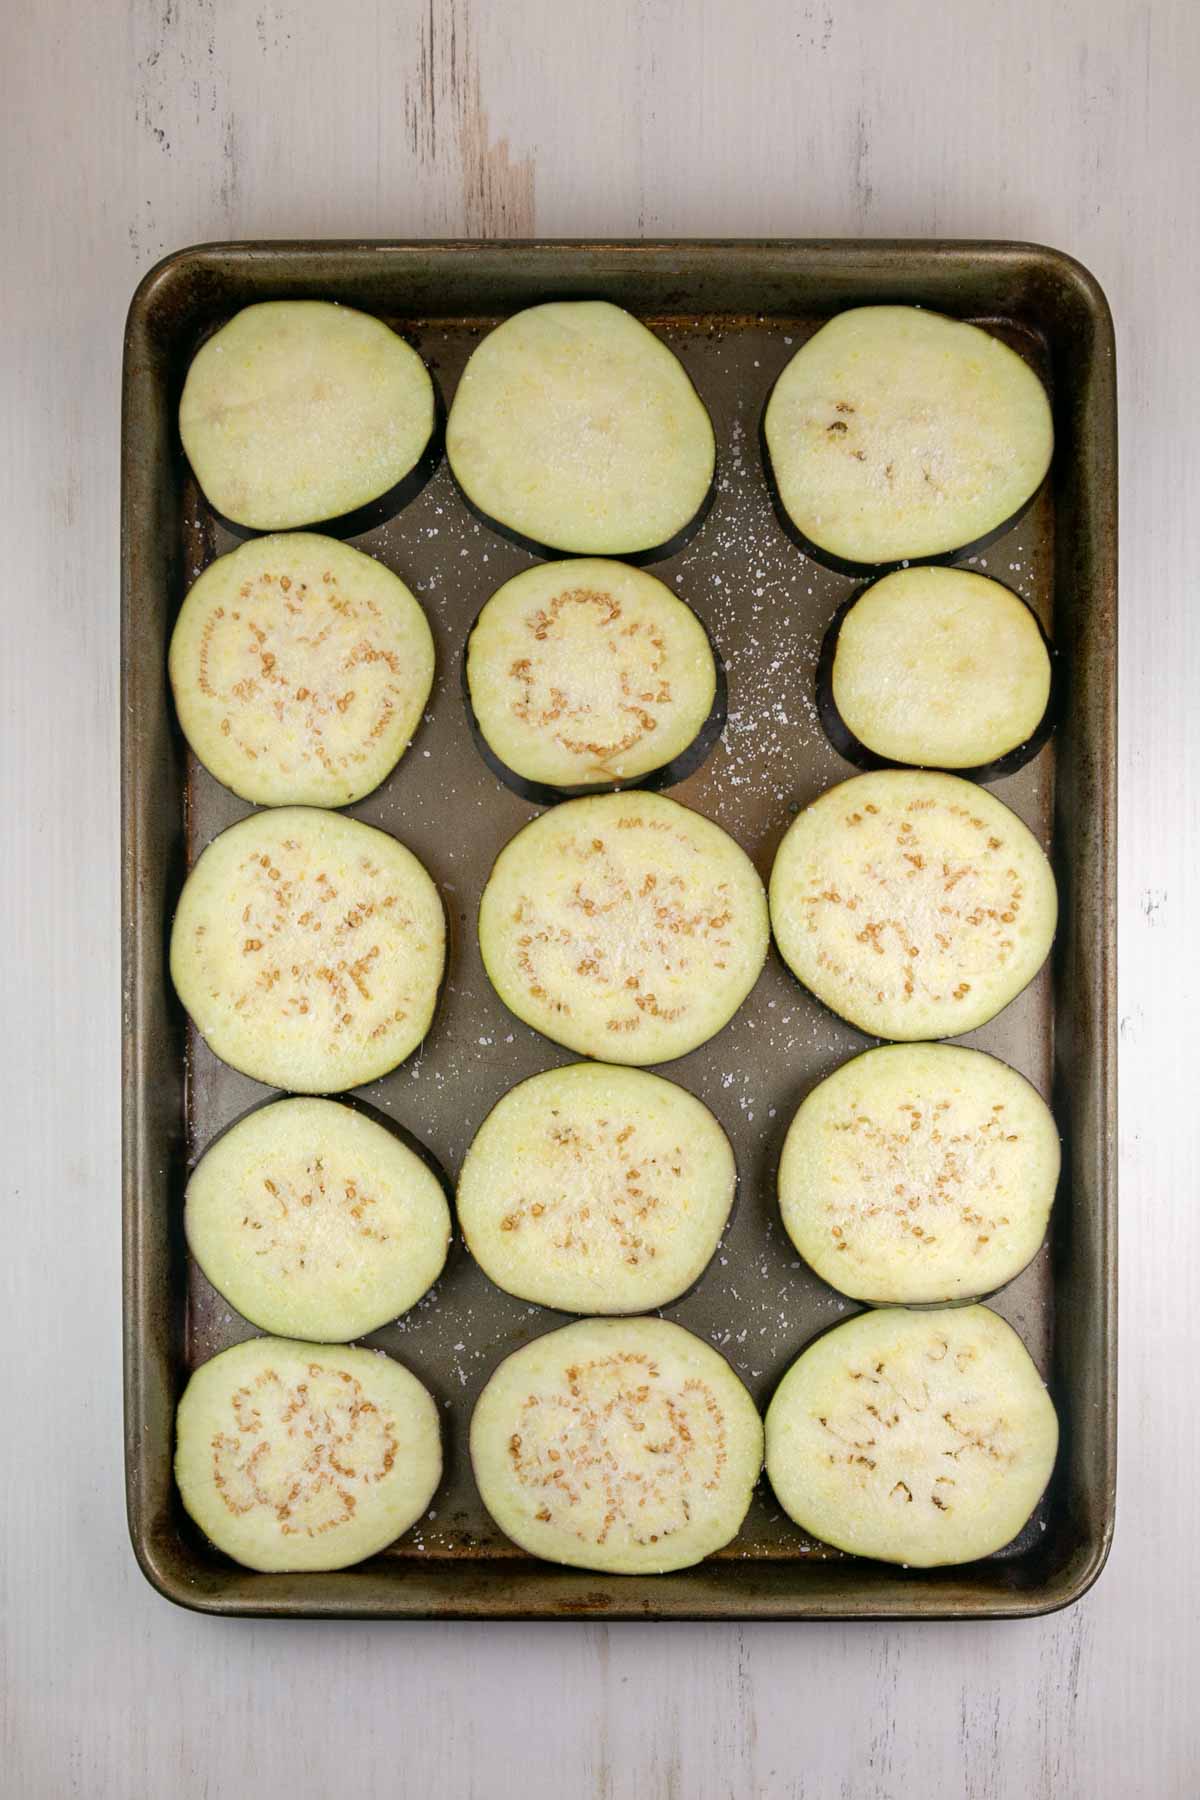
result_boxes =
[179,301,436,532]
[778,1044,1059,1304]
[465,558,720,793]
[765,1305,1058,1566]
[471,1316,763,1573]
[457,1063,735,1313]
[175,1336,441,1571]
[446,301,716,558]
[819,566,1055,777]
[169,534,435,808]
[763,307,1053,570]
[768,769,1056,1041]
[478,791,768,1065]
[185,1097,451,1340]
[170,807,444,1093]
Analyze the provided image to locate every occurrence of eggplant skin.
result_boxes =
[815,578,1060,783]
[460,604,728,808]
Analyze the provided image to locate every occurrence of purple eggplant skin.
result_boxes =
[756,400,1048,582]
[448,458,718,569]
[459,603,728,810]
[190,377,446,544]
[814,576,1060,783]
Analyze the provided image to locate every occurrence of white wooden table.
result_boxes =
[3,1,1197,1793]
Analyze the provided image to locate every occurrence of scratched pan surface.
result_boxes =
[121,242,1116,1619]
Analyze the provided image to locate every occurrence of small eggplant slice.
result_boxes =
[170,807,444,1093]
[478,791,768,1065]
[446,301,716,559]
[765,1305,1058,1566]
[179,301,436,532]
[768,769,1056,1041]
[818,566,1055,778]
[778,1044,1059,1304]
[175,1336,441,1571]
[457,1062,735,1314]
[464,558,721,796]
[185,1097,451,1340]
[763,307,1053,572]
[471,1316,762,1573]
[169,533,434,808]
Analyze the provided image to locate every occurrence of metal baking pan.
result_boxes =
[122,240,1116,1619]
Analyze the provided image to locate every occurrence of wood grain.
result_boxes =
[2,0,1198,1794]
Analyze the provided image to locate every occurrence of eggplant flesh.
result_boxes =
[446,301,716,559]
[471,1316,763,1574]
[175,1336,441,1572]
[185,1097,451,1341]
[179,300,436,533]
[478,791,768,1065]
[778,1043,1059,1305]
[818,566,1056,780]
[768,768,1057,1041]
[765,1305,1058,1566]
[464,558,722,798]
[762,306,1053,572]
[457,1062,736,1314]
[169,534,435,808]
[170,808,444,1094]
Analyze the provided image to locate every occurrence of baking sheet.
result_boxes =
[122,242,1116,1618]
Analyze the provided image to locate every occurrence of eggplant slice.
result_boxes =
[175,1336,441,1572]
[457,1062,736,1314]
[465,558,720,794]
[765,1305,1058,1566]
[778,1044,1059,1304]
[446,301,716,558]
[471,1316,763,1574]
[818,566,1055,778]
[763,307,1053,571]
[478,791,768,1065]
[768,769,1057,1041]
[170,807,444,1093]
[185,1097,451,1340]
[179,300,436,532]
[169,534,435,808]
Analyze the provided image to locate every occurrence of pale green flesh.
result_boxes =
[479,790,768,1064]
[175,1337,441,1572]
[764,306,1053,564]
[185,1098,450,1341]
[467,558,716,786]
[169,533,434,807]
[447,301,715,554]
[768,768,1057,1040]
[779,1044,1059,1303]
[458,1063,735,1313]
[471,1317,763,1574]
[765,1306,1058,1566]
[831,566,1051,769]
[170,807,444,1093]
[179,300,434,530]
